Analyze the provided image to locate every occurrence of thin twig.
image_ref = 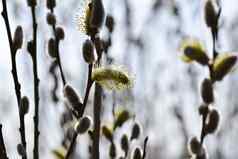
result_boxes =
[29,5,40,159]
[200,112,208,145]
[50,8,66,86]
[142,136,149,159]
[80,64,93,117]
[0,124,8,159]
[64,132,78,159]
[55,38,66,85]
[1,1,27,159]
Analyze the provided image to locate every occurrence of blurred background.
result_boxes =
[1,0,238,158]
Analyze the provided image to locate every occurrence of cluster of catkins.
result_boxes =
[102,109,144,159]
[44,0,143,158]
[180,0,237,159]
[1,0,140,158]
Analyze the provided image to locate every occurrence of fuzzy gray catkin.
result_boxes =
[105,15,114,33]
[131,122,141,140]
[90,0,105,29]
[27,0,37,7]
[201,78,214,104]
[48,38,56,58]
[133,147,142,159]
[205,108,220,134]
[47,0,56,10]
[17,144,26,157]
[55,27,65,40]
[20,96,29,116]
[46,12,56,26]
[188,137,201,155]
[74,116,92,134]
[13,26,23,50]
[82,39,97,63]
[121,134,129,154]
[204,0,218,29]
[63,85,83,113]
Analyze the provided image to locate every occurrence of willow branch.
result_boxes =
[1,1,27,159]
[29,5,40,159]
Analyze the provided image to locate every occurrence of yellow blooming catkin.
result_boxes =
[76,0,93,35]
[91,66,133,90]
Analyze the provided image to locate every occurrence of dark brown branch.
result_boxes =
[1,1,27,159]
[29,5,40,159]
[92,83,102,159]
[0,124,8,159]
